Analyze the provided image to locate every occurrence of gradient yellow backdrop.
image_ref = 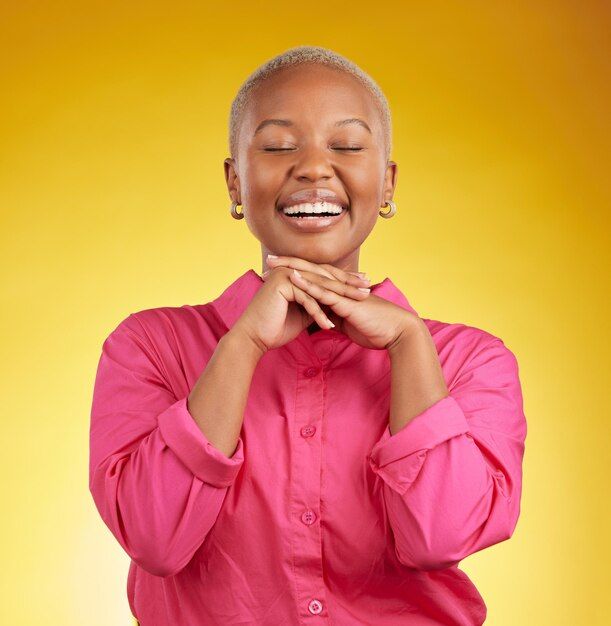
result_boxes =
[1,2,609,625]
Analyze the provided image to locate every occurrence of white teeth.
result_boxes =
[282,201,344,215]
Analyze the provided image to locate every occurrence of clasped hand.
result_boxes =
[263,255,419,351]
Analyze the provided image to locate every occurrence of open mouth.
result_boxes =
[278,201,348,217]
[277,201,349,231]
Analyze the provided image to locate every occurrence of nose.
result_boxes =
[291,145,335,182]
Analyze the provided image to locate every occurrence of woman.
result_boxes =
[89,46,527,625]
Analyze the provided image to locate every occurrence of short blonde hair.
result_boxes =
[228,45,392,162]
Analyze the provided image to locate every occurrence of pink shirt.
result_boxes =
[89,269,527,625]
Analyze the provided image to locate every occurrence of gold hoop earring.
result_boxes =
[379,200,396,218]
[230,200,244,220]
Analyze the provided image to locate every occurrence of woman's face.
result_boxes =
[224,63,397,271]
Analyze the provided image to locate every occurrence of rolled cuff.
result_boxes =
[157,396,244,488]
[367,395,470,494]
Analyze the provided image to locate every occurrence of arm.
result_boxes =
[89,314,263,577]
[368,323,527,571]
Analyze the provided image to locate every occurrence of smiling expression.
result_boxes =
[224,63,397,271]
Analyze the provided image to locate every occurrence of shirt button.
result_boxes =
[301,509,317,525]
[300,425,316,438]
[308,599,323,615]
[303,366,320,378]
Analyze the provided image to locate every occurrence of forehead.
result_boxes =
[244,64,381,131]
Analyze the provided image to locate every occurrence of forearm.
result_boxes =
[371,334,526,570]
[188,329,264,457]
[387,319,448,435]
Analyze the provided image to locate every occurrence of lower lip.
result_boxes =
[278,208,348,232]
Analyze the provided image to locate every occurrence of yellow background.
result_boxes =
[1,2,609,624]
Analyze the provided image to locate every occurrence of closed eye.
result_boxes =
[263,147,364,152]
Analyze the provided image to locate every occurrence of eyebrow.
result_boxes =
[253,118,372,135]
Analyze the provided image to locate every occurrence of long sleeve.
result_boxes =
[367,337,527,571]
[88,314,245,578]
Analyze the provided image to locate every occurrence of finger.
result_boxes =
[267,256,371,286]
[318,263,370,287]
[289,268,371,301]
[261,266,285,280]
[268,267,335,329]
[266,255,370,287]
[262,265,370,303]
[287,280,335,329]
[289,269,368,324]
[266,255,336,279]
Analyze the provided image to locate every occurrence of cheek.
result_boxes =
[347,163,385,197]
[242,159,283,204]
[254,167,282,190]
[245,158,284,190]
[356,209,380,234]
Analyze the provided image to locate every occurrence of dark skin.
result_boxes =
[220,63,448,434]
[224,63,397,274]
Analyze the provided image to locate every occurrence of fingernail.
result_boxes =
[267,254,278,259]
[293,269,302,277]
[358,287,370,293]
[327,319,335,328]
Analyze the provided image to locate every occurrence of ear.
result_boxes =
[224,157,241,203]
[382,160,398,204]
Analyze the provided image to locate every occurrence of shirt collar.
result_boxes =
[210,268,419,331]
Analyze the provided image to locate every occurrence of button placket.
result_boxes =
[291,361,328,620]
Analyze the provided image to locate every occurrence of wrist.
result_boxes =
[386,317,427,356]
[223,326,268,361]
